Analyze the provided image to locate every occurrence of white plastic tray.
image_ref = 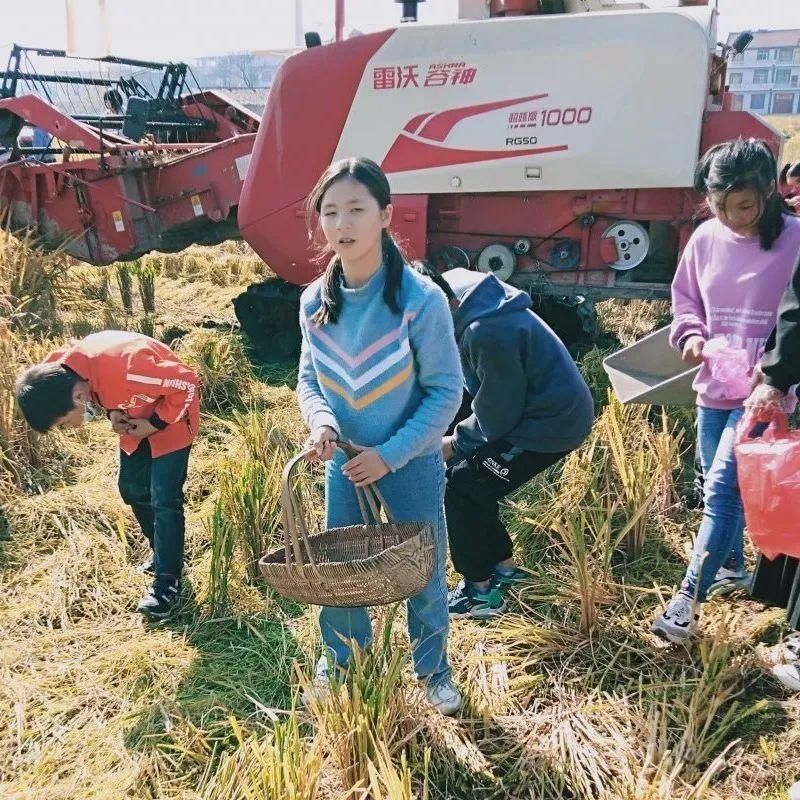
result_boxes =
[602,325,700,406]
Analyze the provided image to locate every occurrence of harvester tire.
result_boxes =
[233,278,302,362]
[530,294,598,349]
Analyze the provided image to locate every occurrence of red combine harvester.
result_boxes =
[0,45,259,265]
[234,0,783,357]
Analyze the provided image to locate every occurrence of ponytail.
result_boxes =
[381,229,404,316]
[311,256,344,326]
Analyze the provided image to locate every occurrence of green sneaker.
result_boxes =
[447,580,507,619]
[492,566,529,588]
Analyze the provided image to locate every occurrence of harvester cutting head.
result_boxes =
[0,45,260,265]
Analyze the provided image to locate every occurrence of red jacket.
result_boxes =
[46,331,200,457]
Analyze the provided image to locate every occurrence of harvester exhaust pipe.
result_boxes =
[335,0,345,41]
[395,0,425,23]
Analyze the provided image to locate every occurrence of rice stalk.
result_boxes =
[207,498,236,614]
[303,611,418,792]
[600,393,681,559]
[200,715,322,800]
[115,263,134,313]
[176,330,254,412]
[135,261,158,314]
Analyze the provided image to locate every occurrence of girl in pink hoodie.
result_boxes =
[651,138,800,644]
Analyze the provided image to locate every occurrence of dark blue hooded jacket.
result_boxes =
[446,270,594,457]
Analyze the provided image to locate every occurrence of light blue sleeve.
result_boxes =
[376,289,463,471]
[296,309,340,436]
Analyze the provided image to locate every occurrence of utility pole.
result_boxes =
[295,0,304,47]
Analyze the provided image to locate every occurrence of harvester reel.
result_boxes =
[477,243,516,281]
[601,221,649,271]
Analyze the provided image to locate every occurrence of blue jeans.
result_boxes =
[117,440,191,579]
[681,407,745,601]
[319,451,450,685]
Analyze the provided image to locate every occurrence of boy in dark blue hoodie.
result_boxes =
[417,266,594,618]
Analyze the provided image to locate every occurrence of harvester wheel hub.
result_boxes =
[600,221,649,271]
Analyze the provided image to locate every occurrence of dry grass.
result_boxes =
[1,238,799,799]
[768,115,800,166]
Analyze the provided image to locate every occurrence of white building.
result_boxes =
[726,29,800,116]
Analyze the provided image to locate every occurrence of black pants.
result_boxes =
[750,553,800,631]
[445,439,568,582]
[117,439,191,579]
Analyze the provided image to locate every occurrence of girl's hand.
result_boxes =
[305,425,337,462]
[342,447,390,488]
[787,195,800,212]
[682,335,706,366]
[745,383,786,416]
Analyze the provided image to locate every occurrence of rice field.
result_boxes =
[1,229,799,800]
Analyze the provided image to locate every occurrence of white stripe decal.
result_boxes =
[127,373,164,386]
[312,338,411,392]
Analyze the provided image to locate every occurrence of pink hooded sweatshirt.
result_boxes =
[670,214,800,409]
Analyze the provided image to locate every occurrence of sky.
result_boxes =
[0,0,798,62]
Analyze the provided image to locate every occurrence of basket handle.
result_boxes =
[334,442,397,523]
[281,448,319,568]
[280,442,398,567]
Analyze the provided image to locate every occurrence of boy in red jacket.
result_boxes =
[15,331,200,618]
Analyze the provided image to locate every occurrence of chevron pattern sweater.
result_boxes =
[297,264,463,472]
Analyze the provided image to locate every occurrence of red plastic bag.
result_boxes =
[736,411,800,560]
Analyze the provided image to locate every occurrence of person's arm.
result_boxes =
[296,310,340,436]
[669,238,708,358]
[451,326,526,458]
[374,290,463,472]
[761,251,800,393]
[124,349,199,429]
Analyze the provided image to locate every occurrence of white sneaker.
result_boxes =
[773,663,800,692]
[651,593,700,644]
[707,566,750,598]
[767,633,800,666]
[425,677,462,716]
[301,657,331,707]
[789,779,800,800]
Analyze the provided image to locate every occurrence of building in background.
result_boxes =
[726,29,800,116]
[191,51,290,114]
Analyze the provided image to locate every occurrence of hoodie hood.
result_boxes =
[442,269,532,339]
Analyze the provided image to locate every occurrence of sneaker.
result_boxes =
[137,576,181,618]
[779,634,800,664]
[789,779,800,800]
[492,565,529,588]
[707,566,750,598]
[773,663,800,692]
[425,677,462,716]
[448,580,507,619]
[650,592,700,643]
[301,657,332,707]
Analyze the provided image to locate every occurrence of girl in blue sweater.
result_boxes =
[297,157,464,715]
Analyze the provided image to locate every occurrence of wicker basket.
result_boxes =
[258,443,435,607]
